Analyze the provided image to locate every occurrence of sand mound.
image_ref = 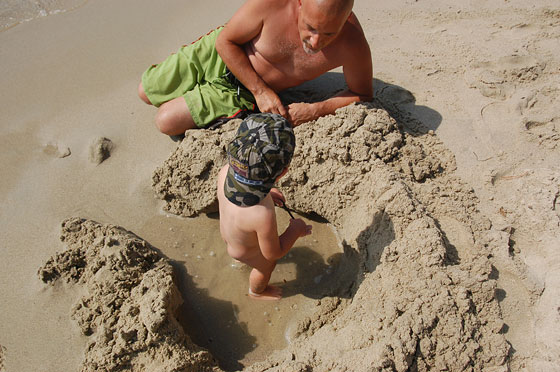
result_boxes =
[149,102,510,371]
[151,126,231,217]
[38,217,220,372]
[89,137,114,165]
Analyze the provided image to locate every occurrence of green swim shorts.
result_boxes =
[141,27,256,128]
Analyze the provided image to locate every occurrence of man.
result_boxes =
[138,0,372,135]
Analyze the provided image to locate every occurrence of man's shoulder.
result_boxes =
[261,0,293,8]
[335,13,369,54]
[342,13,367,40]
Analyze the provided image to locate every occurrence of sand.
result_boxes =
[1,0,559,371]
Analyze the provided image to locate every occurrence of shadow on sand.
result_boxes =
[280,71,443,134]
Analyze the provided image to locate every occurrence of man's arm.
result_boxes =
[287,14,373,126]
[215,0,288,117]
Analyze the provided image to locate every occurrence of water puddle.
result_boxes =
[140,207,344,370]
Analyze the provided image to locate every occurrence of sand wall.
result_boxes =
[39,218,221,372]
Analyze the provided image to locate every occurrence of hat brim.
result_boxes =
[224,165,273,207]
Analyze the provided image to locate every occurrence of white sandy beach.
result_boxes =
[1,0,559,371]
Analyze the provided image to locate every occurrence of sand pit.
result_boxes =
[151,102,510,371]
[42,102,510,371]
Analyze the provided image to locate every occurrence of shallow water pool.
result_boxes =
[140,207,344,370]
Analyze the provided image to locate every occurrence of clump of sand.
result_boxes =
[38,217,220,372]
[147,102,510,371]
[151,124,233,217]
[0,344,5,372]
[89,137,114,165]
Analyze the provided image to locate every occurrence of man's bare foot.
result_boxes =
[248,285,282,300]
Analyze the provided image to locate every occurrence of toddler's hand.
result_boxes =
[270,188,286,206]
[290,218,312,237]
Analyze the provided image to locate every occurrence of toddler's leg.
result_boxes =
[249,261,282,300]
[229,245,282,300]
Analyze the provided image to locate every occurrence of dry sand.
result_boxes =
[1,0,559,371]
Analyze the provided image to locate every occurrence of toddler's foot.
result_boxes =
[249,285,282,300]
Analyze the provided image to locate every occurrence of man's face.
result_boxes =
[297,0,349,55]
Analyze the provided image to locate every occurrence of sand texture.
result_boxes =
[0,345,5,372]
[39,218,221,372]
[150,102,510,371]
[1,0,559,371]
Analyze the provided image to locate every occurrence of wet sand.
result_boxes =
[138,210,343,370]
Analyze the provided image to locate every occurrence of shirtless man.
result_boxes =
[138,0,372,135]
[217,113,312,300]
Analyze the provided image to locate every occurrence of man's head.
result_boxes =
[297,0,354,54]
[224,113,296,207]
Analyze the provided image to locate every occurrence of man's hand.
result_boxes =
[287,102,317,127]
[255,88,288,118]
[289,218,313,238]
[269,188,286,206]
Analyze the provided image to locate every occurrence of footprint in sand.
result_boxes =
[514,86,560,149]
[43,141,71,158]
[465,55,545,100]
[480,86,560,150]
[523,117,560,149]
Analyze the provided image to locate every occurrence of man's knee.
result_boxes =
[155,107,177,135]
[154,98,198,135]
[154,105,194,135]
[138,82,152,105]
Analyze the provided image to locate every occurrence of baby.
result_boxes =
[217,113,312,300]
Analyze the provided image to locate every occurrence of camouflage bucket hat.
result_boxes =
[225,113,296,207]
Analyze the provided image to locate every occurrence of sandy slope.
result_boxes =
[1,0,559,371]
[362,2,560,369]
